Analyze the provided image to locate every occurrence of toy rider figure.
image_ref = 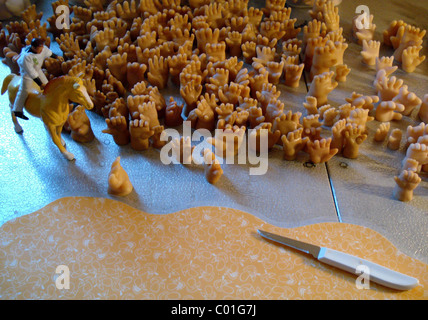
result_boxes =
[12,38,62,120]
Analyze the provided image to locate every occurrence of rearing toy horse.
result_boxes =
[1,74,94,160]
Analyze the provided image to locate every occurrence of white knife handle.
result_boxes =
[317,247,419,291]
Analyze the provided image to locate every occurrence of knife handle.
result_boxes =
[317,247,419,291]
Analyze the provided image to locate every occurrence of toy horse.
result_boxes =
[2,74,94,160]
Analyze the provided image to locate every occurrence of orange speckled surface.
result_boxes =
[1,197,426,299]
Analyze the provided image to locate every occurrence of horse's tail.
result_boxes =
[1,74,16,95]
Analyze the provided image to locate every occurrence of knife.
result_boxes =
[257,229,419,291]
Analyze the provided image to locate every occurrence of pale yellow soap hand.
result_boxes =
[108,157,133,197]
[374,122,390,142]
[103,110,130,146]
[306,138,338,164]
[375,101,405,122]
[342,124,367,159]
[417,94,428,123]
[203,149,223,184]
[392,85,422,116]
[129,119,154,151]
[393,170,421,202]
[375,56,397,77]
[281,128,309,161]
[361,40,380,66]
[402,45,426,73]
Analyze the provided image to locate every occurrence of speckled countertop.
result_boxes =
[0,0,427,264]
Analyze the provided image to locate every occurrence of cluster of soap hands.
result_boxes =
[3,1,426,194]
[368,52,427,201]
[372,54,426,125]
[392,122,428,201]
[355,19,427,201]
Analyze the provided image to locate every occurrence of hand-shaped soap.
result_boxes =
[165,97,184,127]
[392,85,421,116]
[108,157,133,196]
[393,170,421,202]
[418,94,428,123]
[375,101,405,122]
[281,128,309,161]
[387,128,402,150]
[68,105,95,143]
[306,138,338,164]
[374,122,390,142]
[307,71,338,107]
[361,40,380,66]
[402,45,426,73]
[129,118,154,151]
[342,123,367,159]
[203,149,223,184]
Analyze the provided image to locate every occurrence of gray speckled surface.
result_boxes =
[0,76,338,227]
[0,0,427,264]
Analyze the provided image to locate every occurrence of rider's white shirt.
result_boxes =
[17,45,52,81]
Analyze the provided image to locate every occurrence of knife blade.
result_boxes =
[257,229,419,291]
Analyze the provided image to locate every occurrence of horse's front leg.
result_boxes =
[47,124,75,161]
[56,126,66,147]
[10,108,23,134]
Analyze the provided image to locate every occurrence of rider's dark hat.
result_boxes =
[30,38,45,48]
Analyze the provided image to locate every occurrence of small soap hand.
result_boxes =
[180,79,203,112]
[418,94,428,123]
[406,123,428,145]
[335,64,350,82]
[375,56,397,77]
[284,63,304,88]
[129,118,154,151]
[393,170,421,202]
[387,129,402,151]
[392,85,422,116]
[272,111,302,136]
[171,136,194,164]
[195,98,215,131]
[330,118,347,152]
[249,122,281,152]
[405,143,428,165]
[375,101,405,122]
[208,125,246,158]
[303,96,318,115]
[402,45,426,73]
[218,82,241,105]
[374,122,391,142]
[354,14,376,44]
[375,76,404,102]
[137,101,160,128]
[108,156,133,196]
[342,124,367,159]
[393,25,426,62]
[323,1,340,32]
[307,71,338,107]
[151,125,167,149]
[165,97,184,127]
[361,40,380,66]
[147,55,168,89]
[306,138,338,164]
[248,106,265,129]
[67,106,95,143]
[102,109,130,146]
[203,149,223,184]
[281,128,309,161]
